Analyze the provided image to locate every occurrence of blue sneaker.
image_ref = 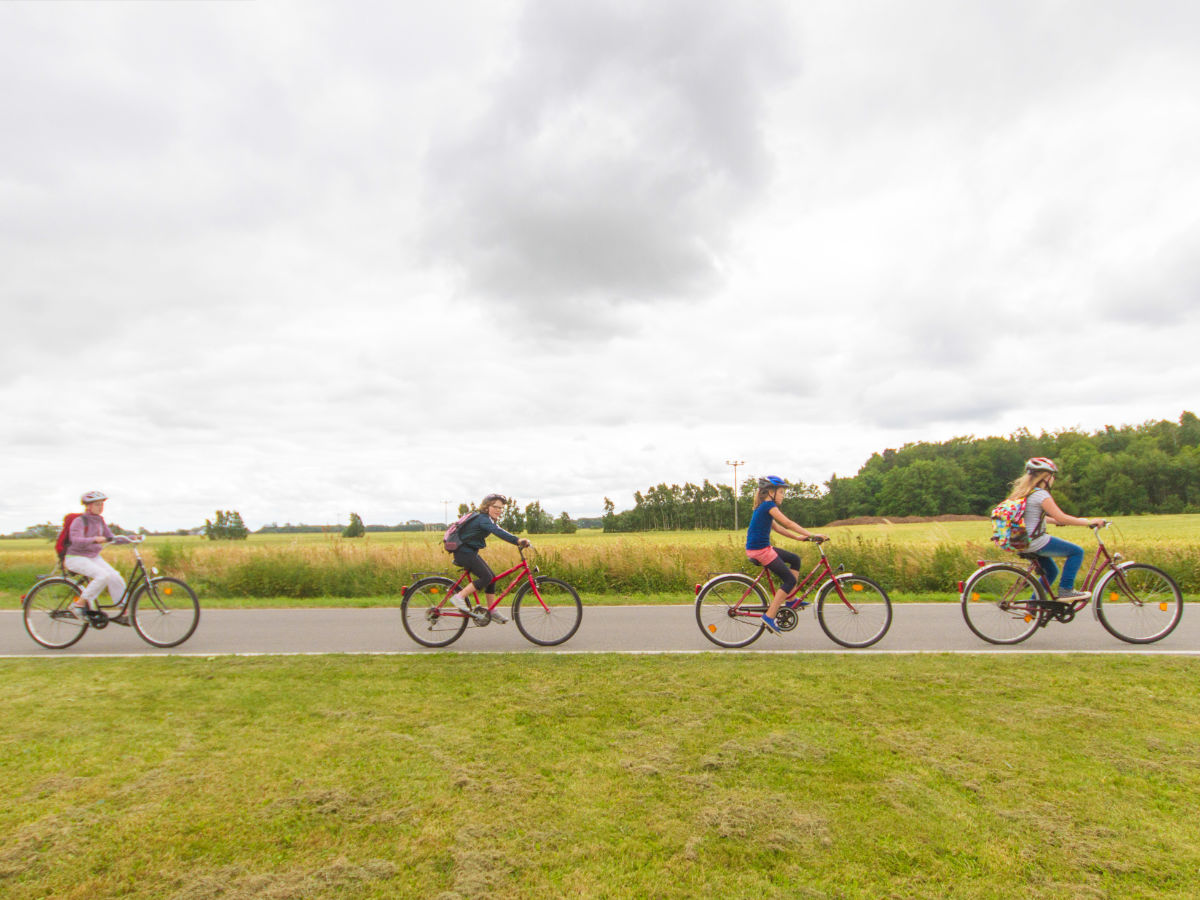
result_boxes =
[760,614,782,635]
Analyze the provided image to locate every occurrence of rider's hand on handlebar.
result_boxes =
[807,533,829,543]
[518,538,532,549]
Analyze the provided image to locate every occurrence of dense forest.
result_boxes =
[603,412,1200,532]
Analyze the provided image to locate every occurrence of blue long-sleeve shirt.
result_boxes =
[457,514,520,551]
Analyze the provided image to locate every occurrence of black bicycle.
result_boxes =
[22,537,200,649]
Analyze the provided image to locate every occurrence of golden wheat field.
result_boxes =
[2,515,1197,603]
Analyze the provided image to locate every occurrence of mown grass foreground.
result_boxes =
[2,655,1198,899]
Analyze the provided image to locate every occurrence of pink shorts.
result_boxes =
[746,546,778,566]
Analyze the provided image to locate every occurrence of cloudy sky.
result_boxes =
[3,0,1198,532]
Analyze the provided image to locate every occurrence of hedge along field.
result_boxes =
[1,515,1198,604]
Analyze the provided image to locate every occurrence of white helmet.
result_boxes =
[80,490,108,504]
[1024,458,1058,474]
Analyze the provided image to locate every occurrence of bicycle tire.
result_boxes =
[131,577,200,648]
[513,577,583,646]
[816,575,892,648]
[1093,564,1183,644]
[695,574,768,648]
[961,564,1043,645]
[22,578,88,649]
[401,576,468,647]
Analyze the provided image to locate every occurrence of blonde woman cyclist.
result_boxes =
[63,490,134,620]
[745,476,827,634]
[1012,458,1106,600]
[447,494,531,623]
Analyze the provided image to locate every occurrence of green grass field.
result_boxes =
[2,515,1198,606]
[2,654,1198,899]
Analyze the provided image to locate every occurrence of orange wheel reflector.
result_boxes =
[708,624,717,634]
[1110,593,1119,602]
[430,588,440,594]
[1160,602,1169,611]
[852,584,863,592]
[164,587,173,595]
[971,593,981,602]
[1024,615,1033,623]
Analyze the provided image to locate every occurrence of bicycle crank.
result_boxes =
[774,608,799,632]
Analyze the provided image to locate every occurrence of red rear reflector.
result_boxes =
[694,584,701,595]
[956,581,964,592]
[977,560,988,567]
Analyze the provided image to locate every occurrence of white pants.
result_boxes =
[64,555,127,607]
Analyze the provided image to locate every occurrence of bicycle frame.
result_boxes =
[63,547,155,612]
[967,526,1123,619]
[711,541,861,618]
[434,550,548,618]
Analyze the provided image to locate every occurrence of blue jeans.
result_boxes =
[1034,536,1085,591]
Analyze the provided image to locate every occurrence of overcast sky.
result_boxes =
[3,0,1198,532]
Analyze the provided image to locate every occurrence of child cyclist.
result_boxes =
[745,476,827,634]
[447,493,532,623]
[1010,458,1106,600]
[63,490,134,619]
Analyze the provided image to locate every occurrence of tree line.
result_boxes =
[603,412,1200,531]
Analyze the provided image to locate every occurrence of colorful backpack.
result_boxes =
[54,512,83,563]
[442,512,479,553]
[990,497,1030,552]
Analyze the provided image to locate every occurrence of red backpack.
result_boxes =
[55,513,83,563]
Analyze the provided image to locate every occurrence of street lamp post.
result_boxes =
[725,459,745,531]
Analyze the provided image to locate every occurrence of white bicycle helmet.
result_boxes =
[1024,457,1058,474]
[80,490,108,504]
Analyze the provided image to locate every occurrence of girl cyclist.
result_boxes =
[745,476,827,634]
[63,490,134,619]
[447,493,531,623]
[1010,457,1106,600]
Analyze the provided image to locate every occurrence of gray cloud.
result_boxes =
[420,0,796,333]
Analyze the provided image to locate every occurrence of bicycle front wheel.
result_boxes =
[695,574,768,648]
[513,577,583,646]
[132,577,200,647]
[1094,564,1183,644]
[401,576,468,647]
[23,578,87,649]
[961,565,1043,644]
[816,576,892,648]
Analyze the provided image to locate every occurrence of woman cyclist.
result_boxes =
[1010,458,1106,600]
[63,490,134,619]
[447,493,531,623]
[745,476,827,634]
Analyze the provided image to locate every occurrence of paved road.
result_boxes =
[2,604,1197,656]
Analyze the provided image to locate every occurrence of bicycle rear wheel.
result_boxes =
[23,578,87,649]
[816,576,892,648]
[401,576,468,647]
[132,577,200,647]
[1094,564,1183,644]
[961,565,1042,644]
[695,574,768,648]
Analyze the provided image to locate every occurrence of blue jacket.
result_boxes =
[457,514,521,551]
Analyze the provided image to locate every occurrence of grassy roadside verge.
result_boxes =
[0,589,979,608]
[2,654,1198,899]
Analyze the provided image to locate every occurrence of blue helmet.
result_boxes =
[758,475,788,488]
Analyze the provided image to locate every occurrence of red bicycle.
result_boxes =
[694,538,892,648]
[401,547,582,647]
[959,523,1183,644]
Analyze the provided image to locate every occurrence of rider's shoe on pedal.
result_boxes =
[1058,588,1090,601]
[471,606,507,624]
[760,614,782,635]
[69,601,89,621]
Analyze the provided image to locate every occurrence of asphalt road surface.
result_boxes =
[2,604,1196,656]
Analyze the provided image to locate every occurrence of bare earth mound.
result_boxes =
[825,514,990,527]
